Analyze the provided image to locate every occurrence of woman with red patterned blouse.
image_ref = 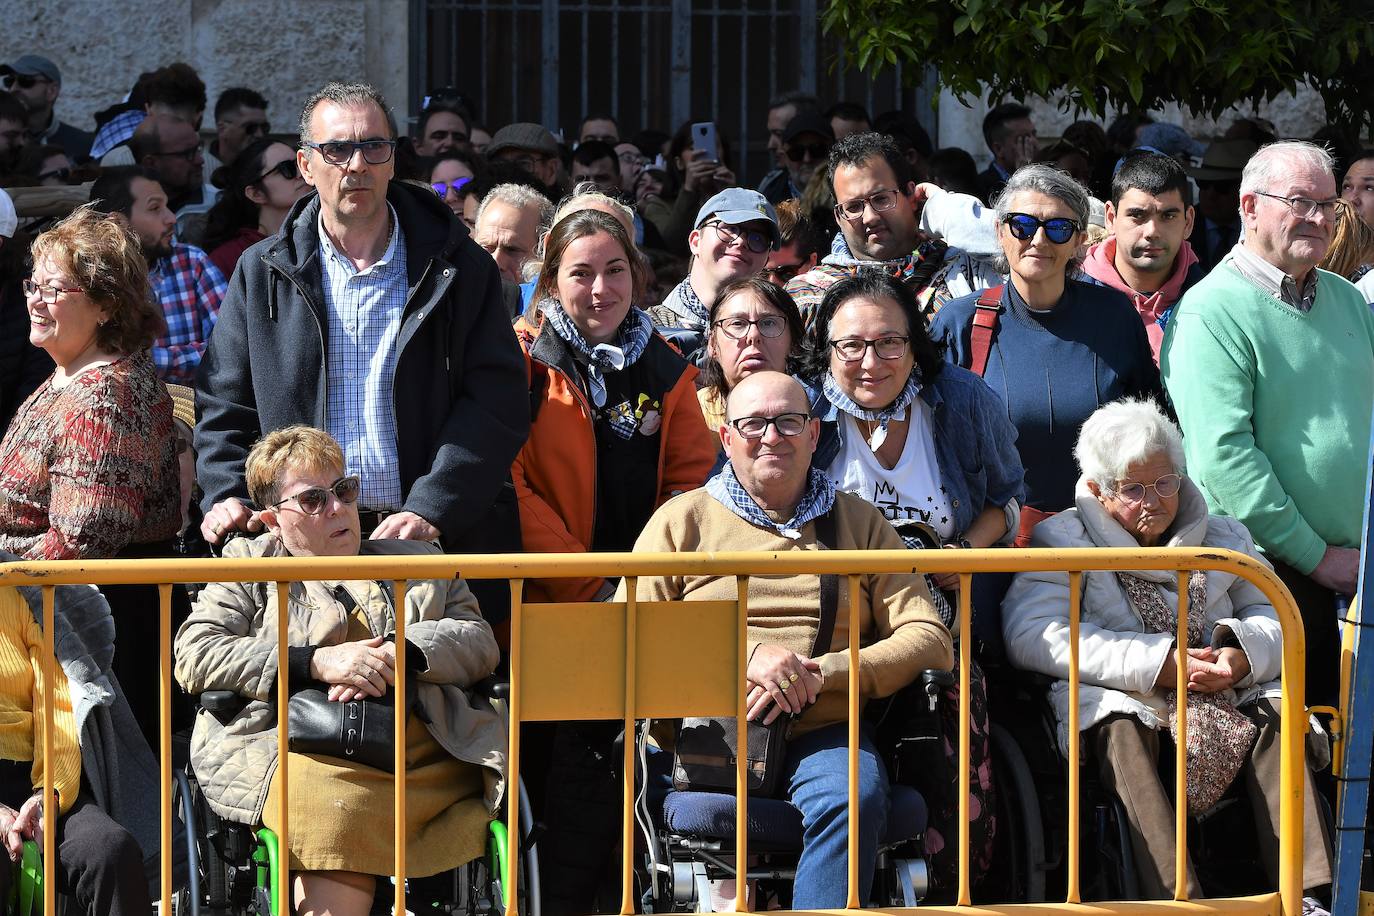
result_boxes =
[0,204,182,746]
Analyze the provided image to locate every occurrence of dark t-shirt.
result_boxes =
[585,358,664,552]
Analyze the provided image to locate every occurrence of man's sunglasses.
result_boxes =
[1002,213,1081,245]
[155,142,205,162]
[2,74,49,90]
[786,142,829,162]
[432,177,472,198]
[255,159,299,183]
[270,476,362,515]
[763,262,806,284]
[302,139,396,166]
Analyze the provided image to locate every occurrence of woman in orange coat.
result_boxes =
[512,208,716,604]
[512,207,715,915]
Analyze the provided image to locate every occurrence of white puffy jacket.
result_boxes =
[1001,476,1283,751]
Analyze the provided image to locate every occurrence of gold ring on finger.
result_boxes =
[788,672,800,685]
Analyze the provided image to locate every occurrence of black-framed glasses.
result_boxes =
[713,315,788,340]
[302,139,397,165]
[431,177,472,198]
[1111,474,1182,504]
[707,221,771,254]
[829,335,909,362]
[2,74,48,90]
[255,159,298,183]
[1253,191,1340,220]
[763,262,806,284]
[155,142,205,162]
[786,142,829,162]
[835,188,902,222]
[1003,212,1080,244]
[270,476,362,515]
[730,413,810,439]
[22,279,84,303]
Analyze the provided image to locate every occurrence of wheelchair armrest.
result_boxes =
[473,677,509,701]
[920,669,956,712]
[199,690,248,725]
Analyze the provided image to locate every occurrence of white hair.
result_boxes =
[1239,141,1335,196]
[475,182,554,228]
[1074,398,1185,489]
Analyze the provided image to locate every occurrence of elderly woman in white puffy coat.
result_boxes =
[1001,398,1332,909]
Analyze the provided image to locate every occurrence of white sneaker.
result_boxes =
[1302,896,1331,916]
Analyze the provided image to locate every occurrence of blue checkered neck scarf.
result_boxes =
[541,300,654,408]
[821,370,922,451]
[673,276,709,327]
[706,462,836,540]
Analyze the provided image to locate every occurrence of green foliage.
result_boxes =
[821,0,1374,131]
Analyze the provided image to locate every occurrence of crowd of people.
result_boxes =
[0,50,1370,916]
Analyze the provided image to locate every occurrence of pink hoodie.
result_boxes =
[1082,237,1200,364]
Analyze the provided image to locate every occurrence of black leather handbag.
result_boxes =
[284,585,409,773]
[672,513,839,799]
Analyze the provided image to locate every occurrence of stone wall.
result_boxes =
[5,0,410,138]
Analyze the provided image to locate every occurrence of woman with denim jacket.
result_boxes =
[802,269,1024,890]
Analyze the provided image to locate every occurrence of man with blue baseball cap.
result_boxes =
[0,55,90,162]
[648,187,779,341]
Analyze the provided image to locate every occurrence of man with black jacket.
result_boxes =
[194,82,528,582]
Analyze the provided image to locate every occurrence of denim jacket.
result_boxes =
[806,364,1025,541]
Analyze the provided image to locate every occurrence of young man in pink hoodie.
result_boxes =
[1082,151,1204,363]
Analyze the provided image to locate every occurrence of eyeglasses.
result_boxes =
[706,221,772,254]
[713,315,788,339]
[763,262,806,284]
[37,167,71,183]
[1253,191,1340,220]
[426,129,469,144]
[786,142,829,162]
[255,159,298,183]
[1111,473,1182,504]
[1003,212,1081,244]
[829,335,909,362]
[155,142,204,162]
[2,74,48,90]
[834,188,902,222]
[431,177,472,198]
[302,139,397,165]
[22,279,84,303]
[729,413,809,439]
[270,475,362,515]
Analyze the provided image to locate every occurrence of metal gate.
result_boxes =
[411,0,939,184]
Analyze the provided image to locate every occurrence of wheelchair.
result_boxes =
[637,670,956,912]
[175,682,541,916]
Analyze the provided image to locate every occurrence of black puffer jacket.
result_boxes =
[194,180,529,550]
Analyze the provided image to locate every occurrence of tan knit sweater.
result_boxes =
[621,488,953,735]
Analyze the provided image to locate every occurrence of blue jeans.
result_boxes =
[784,722,889,908]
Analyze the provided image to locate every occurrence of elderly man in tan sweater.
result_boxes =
[621,370,951,908]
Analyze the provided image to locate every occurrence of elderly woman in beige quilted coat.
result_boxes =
[174,426,504,916]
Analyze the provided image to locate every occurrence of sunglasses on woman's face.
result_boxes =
[271,476,361,515]
[432,177,472,198]
[256,159,299,183]
[1003,212,1080,245]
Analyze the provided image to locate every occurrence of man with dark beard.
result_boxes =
[90,166,226,384]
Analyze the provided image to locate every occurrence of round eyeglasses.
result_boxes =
[713,315,788,340]
[1111,474,1182,504]
[829,336,909,362]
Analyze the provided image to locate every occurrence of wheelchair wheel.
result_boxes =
[981,723,1046,903]
[455,777,540,916]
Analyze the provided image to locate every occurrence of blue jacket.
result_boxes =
[805,364,1026,539]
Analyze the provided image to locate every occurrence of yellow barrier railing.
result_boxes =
[0,546,1306,916]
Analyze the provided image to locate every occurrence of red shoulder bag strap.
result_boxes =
[969,284,1004,378]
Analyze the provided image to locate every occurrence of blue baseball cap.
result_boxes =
[694,188,780,246]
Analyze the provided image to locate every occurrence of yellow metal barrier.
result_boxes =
[0,545,1307,916]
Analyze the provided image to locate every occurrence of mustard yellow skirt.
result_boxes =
[262,612,490,876]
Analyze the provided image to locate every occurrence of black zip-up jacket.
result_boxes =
[193,180,530,550]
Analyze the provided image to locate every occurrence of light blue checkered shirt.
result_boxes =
[318,205,407,510]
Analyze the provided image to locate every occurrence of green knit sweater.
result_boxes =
[1161,263,1374,574]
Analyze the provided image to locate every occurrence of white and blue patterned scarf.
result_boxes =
[542,301,654,408]
[822,370,922,450]
[706,462,835,540]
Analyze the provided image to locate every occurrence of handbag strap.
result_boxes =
[969,284,1004,378]
[812,511,839,657]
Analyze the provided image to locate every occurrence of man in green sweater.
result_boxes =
[1161,140,1374,706]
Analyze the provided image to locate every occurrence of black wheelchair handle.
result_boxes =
[474,677,510,701]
